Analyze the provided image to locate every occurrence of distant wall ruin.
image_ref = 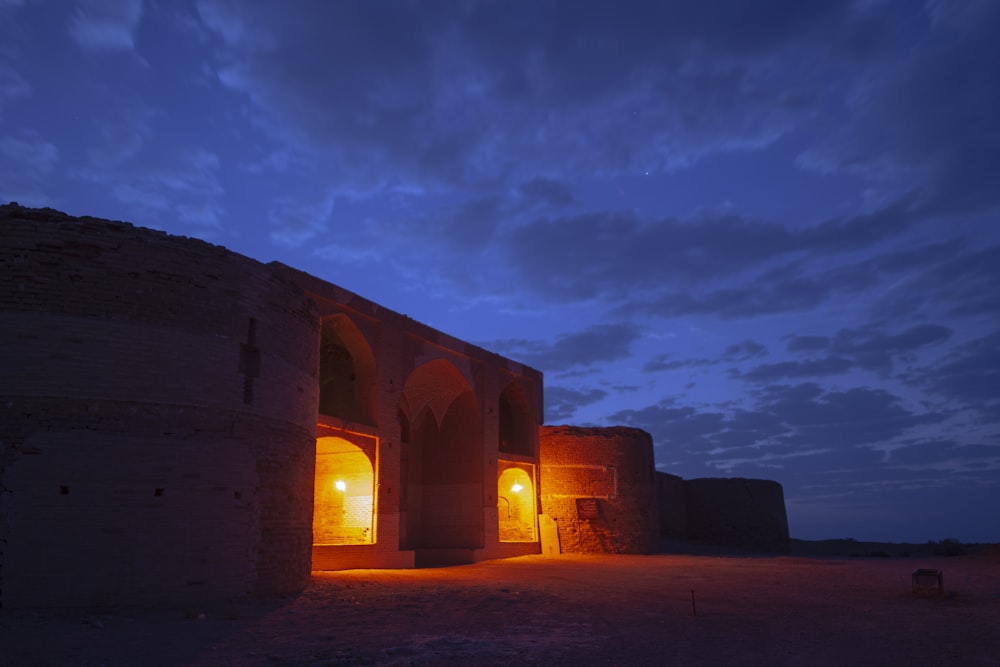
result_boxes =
[657,473,790,552]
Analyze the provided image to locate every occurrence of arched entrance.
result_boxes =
[398,359,483,553]
[318,315,377,426]
[313,436,375,545]
[499,381,535,457]
[498,466,536,542]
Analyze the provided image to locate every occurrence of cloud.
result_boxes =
[0,66,31,115]
[0,131,59,174]
[799,2,1000,215]
[501,196,919,310]
[785,335,830,353]
[904,329,1000,408]
[69,0,144,53]
[734,357,854,383]
[829,324,952,374]
[188,1,884,194]
[490,322,642,373]
[268,190,336,247]
[644,339,766,373]
[517,178,577,209]
[722,339,768,361]
[544,386,608,422]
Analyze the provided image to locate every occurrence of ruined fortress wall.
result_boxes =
[655,472,687,539]
[539,426,659,554]
[683,478,790,551]
[0,206,319,608]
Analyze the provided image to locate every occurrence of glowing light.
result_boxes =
[335,480,347,492]
[511,483,523,493]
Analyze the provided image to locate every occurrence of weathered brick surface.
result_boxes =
[280,264,544,568]
[0,205,318,607]
[683,478,790,551]
[539,426,659,554]
[656,471,687,539]
[0,204,547,606]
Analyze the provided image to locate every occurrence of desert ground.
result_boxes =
[2,542,998,666]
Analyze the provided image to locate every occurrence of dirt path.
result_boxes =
[3,552,998,665]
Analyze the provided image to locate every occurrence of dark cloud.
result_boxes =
[829,324,952,374]
[642,355,713,373]
[904,330,1000,407]
[734,357,854,383]
[785,335,829,353]
[188,0,888,191]
[800,2,1000,215]
[764,385,946,449]
[489,322,642,373]
[643,339,766,373]
[543,386,608,423]
[722,339,767,361]
[504,199,918,307]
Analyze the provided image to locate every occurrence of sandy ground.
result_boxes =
[2,547,998,666]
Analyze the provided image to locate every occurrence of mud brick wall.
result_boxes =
[683,478,790,551]
[0,205,319,608]
[539,426,659,554]
[656,471,687,539]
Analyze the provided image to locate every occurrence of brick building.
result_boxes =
[0,205,544,608]
[0,204,786,609]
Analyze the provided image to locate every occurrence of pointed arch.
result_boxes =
[318,314,377,425]
[398,359,483,551]
[499,379,535,457]
[313,436,375,545]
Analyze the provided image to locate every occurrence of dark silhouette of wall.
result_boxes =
[0,205,319,607]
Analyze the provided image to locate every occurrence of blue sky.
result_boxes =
[2,0,998,542]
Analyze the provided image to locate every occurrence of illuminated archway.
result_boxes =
[498,467,535,542]
[313,436,375,545]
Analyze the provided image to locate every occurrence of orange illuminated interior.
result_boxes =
[498,467,536,542]
[313,436,375,545]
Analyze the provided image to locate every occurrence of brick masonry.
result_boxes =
[540,425,660,554]
[0,205,318,607]
[0,204,789,608]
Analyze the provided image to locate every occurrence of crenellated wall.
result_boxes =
[539,426,659,554]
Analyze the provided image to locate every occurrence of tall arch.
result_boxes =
[398,359,483,551]
[318,314,377,425]
[313,436,375,545]
[498,466,536,542]
[499,380,535,457]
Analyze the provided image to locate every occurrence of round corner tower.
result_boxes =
[0,206,319,608]
[539,425,659,554]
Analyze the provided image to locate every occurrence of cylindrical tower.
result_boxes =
[539,425,659,554]
[0,205,319,608]
[683,478,790,551]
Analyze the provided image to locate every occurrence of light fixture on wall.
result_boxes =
[511,483,523,493]
[335,480,347,492]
